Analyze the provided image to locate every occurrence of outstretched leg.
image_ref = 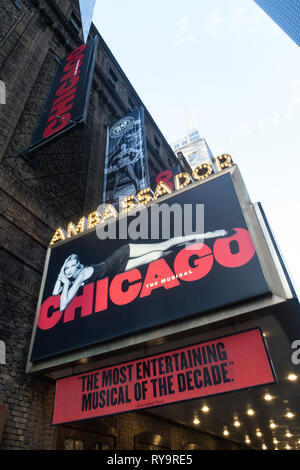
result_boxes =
[109,171,122,202]
[128,229,227,259]
[125,250,172,271]
[126,164,140,194]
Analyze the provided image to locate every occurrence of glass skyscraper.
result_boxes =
[253,0,300,47]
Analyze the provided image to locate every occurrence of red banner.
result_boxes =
[52,328,276,425]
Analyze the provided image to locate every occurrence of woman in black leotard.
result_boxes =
[53,229,226,311]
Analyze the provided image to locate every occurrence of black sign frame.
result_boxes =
[29,170,271,363]
[26,36,99,154]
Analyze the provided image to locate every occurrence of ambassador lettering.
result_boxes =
[37,228,255,331]
[50,155,235,246]
[43,44,87,139]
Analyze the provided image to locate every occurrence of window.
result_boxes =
[108,68,118,89]
[188,151,197,159]
[63,437,84,450]
[154,137,160,149]
[174,144,180,150]
[70,13,81,33]
[181,140,188,147]
[189,130,199,138]
[134,432,170,451]
[94,442,110,450]
[56,426,116,450]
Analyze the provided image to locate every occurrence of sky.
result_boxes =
[93,0,300,294]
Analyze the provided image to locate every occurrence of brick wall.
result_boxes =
[0,0,244,451]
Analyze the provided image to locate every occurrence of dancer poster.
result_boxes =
[29,172,270,362]
[103,107,150,204]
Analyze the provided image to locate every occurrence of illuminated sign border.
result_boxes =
[50,154,234,246]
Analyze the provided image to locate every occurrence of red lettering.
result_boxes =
[140,258,180,298]
[49,87,77,111]
[95,278,109,312]
[50,93,75,117]
[213,228,255,268]
[156,170,174,190]
[43,113,71,138]
[42,47,86,139]
[60,66,81,82]
[109,269,142,306]
[174,243,213,281]
[63,55,84,73]
[66,44,87,61]
[63,283,94,323]
[37,228,257,331]
[56,76,79,97]
[38,296,63,330]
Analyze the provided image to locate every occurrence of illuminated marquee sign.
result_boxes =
[29,171,270,362]
[50,154,234,246]
[52,328,276,424]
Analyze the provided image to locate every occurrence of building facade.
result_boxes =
[170,107,215,171]
[0,0,299,453]
[171,132,215,171]
[0,0,249,450]
[253,0,300,47]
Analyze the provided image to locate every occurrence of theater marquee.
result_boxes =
[29,170,271,363]
[52,328,276,425]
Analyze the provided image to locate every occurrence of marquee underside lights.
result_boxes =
[50,154,234,245]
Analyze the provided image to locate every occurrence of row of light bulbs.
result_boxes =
[192,374,298,449]
[192,405,210,424]
[222,426,297,450]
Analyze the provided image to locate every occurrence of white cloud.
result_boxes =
[205,5,268,37]
[206,10,224,37]
[258,110,280,131]
[292,80,300,105]
[284,81,300,119]
[230,5,268,30]
[176,16,194,44]
[229,123,251,140]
